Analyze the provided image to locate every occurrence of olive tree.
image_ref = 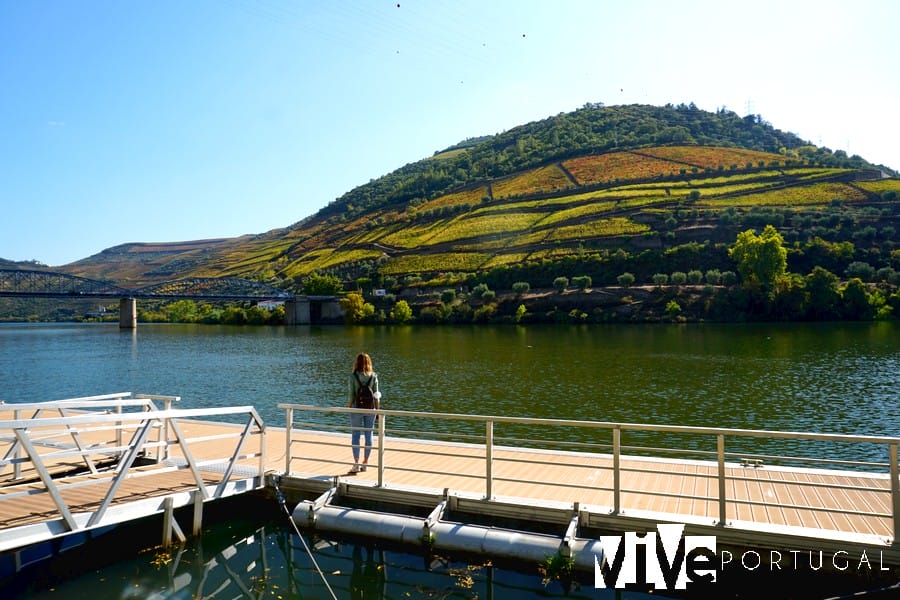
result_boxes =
[617,272,635,287]
[572,275,592,290]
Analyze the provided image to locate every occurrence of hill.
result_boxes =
[50,103,898,321]
[62,238,254,287]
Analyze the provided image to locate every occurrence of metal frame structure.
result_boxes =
[1,393,179,480]
[0,269,130,297]
[0,269,293,300]
[0,397,266,552]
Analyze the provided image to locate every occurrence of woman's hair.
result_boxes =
[353,352,373,374]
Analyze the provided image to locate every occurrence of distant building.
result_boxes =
[257,300,285,310]
[85,306,108,318]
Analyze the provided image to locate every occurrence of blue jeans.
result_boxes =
[350,412,375,462]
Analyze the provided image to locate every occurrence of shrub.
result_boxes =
[568,309,588,322]
[687,270,704,284]
[512,281,531,295]
[653,273,669,285]
[845,262,875,282]
[339,293,369,323]
[471,283,490,299]
[875,267,896,283]
[671,271,687,285]
[515,304,527,323]
[572,275,592,290]
[665,300,682,319]
[473,304,496,322]
[617,272,635,287]
[419,304,452,324]
[389,300,413,324]
[553,276,569,292]
[303,272,343,296]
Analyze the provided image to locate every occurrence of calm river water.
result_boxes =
[1,321,898,599]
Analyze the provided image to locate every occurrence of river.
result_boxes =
[2,322,897,434]
[1,321,898,598]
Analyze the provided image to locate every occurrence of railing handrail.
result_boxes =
[277,403,900,446]
[1,406,264,430]
[2,399,159,412]
[280,403,900,543]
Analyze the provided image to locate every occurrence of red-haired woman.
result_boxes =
[348,352,381,472]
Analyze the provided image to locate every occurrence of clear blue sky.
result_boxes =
[2,0,898,267]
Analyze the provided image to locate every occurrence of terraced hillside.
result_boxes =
[168,146,894,285]
[60,104,898,298]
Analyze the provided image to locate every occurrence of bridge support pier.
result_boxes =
[284,299,310,325]
[119,298,137,329]
[284,296,343,325]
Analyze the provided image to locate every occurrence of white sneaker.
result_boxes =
[351,463,361,473]
[360,464,367,472]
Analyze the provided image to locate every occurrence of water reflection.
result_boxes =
[349,545,386,600]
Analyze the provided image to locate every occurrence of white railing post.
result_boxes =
[162,397,174,460]
[258,417,266,488]
[284,406,294,475]
[485,420,494,500]
[612,427,621,514]
[717,434,727,526]
[377,412,385,487]
[890,443,900,543]
[115,404,123,458]
[12,409,22,480]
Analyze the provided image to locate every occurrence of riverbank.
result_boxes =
[400,281,898,324]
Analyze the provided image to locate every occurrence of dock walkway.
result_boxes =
[2,396,899,568]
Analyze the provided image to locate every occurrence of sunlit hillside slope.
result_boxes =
[58,104,898,291]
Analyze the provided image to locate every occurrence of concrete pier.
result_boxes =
[284,296,342,325]
[118,297,136,329]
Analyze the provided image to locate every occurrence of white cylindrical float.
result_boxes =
[292,502,604,572]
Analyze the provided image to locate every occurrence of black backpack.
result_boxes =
[354,372,376,409]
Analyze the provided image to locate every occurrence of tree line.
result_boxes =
[313,226,899,325]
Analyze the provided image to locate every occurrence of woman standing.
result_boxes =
[348,352,380,473]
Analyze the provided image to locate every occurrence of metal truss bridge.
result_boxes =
[0,269,294,301]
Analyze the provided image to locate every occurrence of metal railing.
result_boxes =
[0,397,266,544]
[280,404,900,541]
[0,393,180,480]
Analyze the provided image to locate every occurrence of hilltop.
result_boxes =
[26,102,898,322]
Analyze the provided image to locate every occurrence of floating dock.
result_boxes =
[2,394,899,581]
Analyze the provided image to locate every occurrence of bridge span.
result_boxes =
[0,269,338,327]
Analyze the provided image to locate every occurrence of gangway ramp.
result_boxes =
[0,395,266,553]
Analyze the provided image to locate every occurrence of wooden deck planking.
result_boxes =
[1,418,896,550]
[0,467,223,529]
[845,475,892,536]
[671,464,694,516]
[755,471,796,527]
